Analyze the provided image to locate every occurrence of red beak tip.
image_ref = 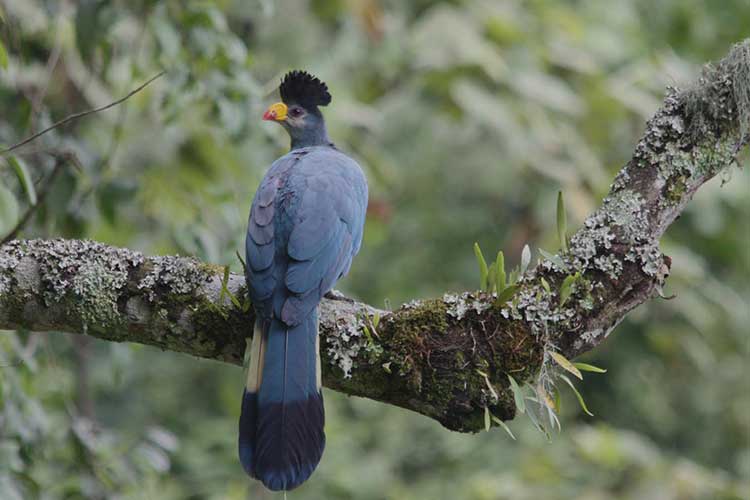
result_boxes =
[262,111,275,121]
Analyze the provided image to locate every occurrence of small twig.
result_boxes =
[0,71,165,156]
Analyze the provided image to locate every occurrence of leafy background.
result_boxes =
[0,0,748,499]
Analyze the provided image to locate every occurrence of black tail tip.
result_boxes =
[258,459,322,491]
[253,394,326,490]
[238,390,258,476]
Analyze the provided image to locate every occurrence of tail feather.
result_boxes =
[238,389,258,475]
[238,321,266,475]
[238,312,325,491]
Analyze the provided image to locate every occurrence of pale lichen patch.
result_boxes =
[324,312,367,378]
[567,188,664,281]
[14,257,41,293]
[0,239,145,329]
[70,260,128,327]
[506,283,574,334]
[611,167,630,192]
[573,328,604,352]
[0,243,22,295]
[444,292,491,320]
[138,255,211,301]
[593,254,623,280]
[570,225,614,263]
[635,243,663,277]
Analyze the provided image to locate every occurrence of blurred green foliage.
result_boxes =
[0,0,748,498]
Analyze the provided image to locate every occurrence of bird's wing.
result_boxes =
[281,149,368,325]
[245,155,297,311]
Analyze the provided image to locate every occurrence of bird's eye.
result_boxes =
[289,107,304,117]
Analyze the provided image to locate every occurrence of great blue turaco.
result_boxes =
[240,71,368,491]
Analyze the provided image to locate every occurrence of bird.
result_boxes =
[239,70,368,491]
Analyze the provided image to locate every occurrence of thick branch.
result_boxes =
[1,41,747,432]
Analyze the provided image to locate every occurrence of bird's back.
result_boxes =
[245,145,368,320]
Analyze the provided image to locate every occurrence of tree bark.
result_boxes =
[1,40,748,433]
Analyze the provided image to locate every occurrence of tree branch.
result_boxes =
[1,41,747,432]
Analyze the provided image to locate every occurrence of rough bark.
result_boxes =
[1,40,748,433]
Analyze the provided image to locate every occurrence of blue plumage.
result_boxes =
[240,71,368,492]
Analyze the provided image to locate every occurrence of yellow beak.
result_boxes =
[263,102,288,121]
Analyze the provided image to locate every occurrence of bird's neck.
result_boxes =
[290,123,332,150]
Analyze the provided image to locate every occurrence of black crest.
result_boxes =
[279,70,332,108]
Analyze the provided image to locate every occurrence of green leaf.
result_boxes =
[559,272,580,306]
[557,190,567,252]
[0,40,8,69]
[508,267,520,285]
[228,290,242,310]
[487,262,496,291]
[6,156,36,205]
[218,266,230,303]
[219,267,243,310]
[474,242,488,291]
[362,324,373,343]
[536,383,556,410]
[540,277,551,294]
[549,351,583,380]
[573,362,607,373]
[520,244,531,274]
[491,415,516,440]
[484,406,491,432]
[235,250,248,274]
[524,402,551,440]
[495,284,519,306]
[0,184,19,236]
[507,374,525,414]
[559,374,594,416]
[546,404,561,432]
[496,251,506,291]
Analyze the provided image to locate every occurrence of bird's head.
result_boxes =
[263,70,332,149]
